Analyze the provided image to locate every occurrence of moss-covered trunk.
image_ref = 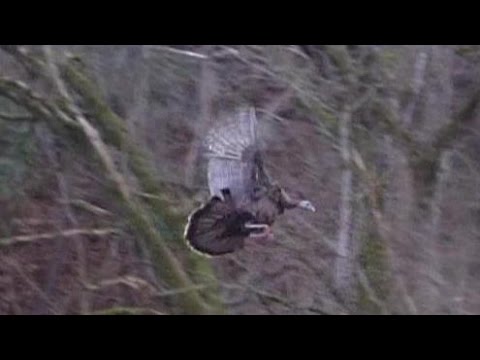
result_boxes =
[61,60,224,313]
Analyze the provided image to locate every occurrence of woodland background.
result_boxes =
[0,45,479,315]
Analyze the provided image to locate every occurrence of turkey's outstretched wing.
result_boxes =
[204,107,260,206]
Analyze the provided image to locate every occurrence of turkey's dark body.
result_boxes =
[185,195,257,256]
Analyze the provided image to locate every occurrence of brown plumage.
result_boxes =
[184,189,257,256]
[184,107,315,256]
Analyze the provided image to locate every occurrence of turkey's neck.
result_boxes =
[277,188,300,210]
[282,199,300,210]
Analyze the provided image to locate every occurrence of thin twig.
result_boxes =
[0,111,33,121]
[147,46,208,60]
[154,283,213,298]
[89,306,166,315]
[59,199,113,217]
[0,228,120,247]
[0,75,80,128]
[84,275,158,292]
[0,45,47,77]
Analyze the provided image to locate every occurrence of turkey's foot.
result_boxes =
[246,223,273,239]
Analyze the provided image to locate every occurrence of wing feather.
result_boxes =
[204,107,259,205]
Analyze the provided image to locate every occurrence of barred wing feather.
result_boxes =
[205,107,259,205]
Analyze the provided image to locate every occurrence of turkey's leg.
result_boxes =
[245,223,272,238]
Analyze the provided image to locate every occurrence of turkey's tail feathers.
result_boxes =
[184,196,256,256]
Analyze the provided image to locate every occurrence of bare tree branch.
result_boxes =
[0,45,46,77]
[0,228,120,247]
[334,106,354,296]
[60,199,113,217]
[402,50,428,126]
[0,75,79,128]
[147,46,209,60]
[90,306,166,315]
[0,111,33,122]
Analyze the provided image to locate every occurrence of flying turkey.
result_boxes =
[184,107,316,256]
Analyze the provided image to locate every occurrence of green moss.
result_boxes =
[380,50,399,68]
[0,120,39,201]
[357,221,391,314]
[90,306,163,315]
[324,46,352,76]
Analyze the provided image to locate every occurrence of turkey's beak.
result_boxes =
[298,200,316,212]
